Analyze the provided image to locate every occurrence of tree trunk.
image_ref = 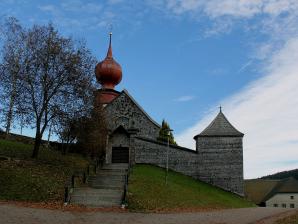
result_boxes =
[5,92,15,137]
[5,73,17,137]
[32,136,42,158]
[46,124,52,148]
[32,123,42,158]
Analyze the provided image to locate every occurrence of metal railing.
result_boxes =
[64,158,104,204]
[121,163,131,207]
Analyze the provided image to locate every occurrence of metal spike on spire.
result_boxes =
[107,24,113,58]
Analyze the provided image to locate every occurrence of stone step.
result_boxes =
[89,179,124,186]
[99,168,127,173]
[88,175,125,181]
[95,171,127,177]
[90,184,124,190]
[72,200,121,207]
[71,196,122,207]
[72,187,123,196]
[102,163,128,170]
[69,164,128,208]
[71,193,122,201]
[70,187,123,207]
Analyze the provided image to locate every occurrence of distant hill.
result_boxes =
[261,169,298,180]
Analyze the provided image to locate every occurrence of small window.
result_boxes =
[274,204,278,207]
[282,203,287,208]
[290,204,295,208]
[290,196,294,199]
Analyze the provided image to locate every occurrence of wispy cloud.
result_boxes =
[164,0,298,178]
[177,37,298,178]
[238,60,253,73]
[174,95,195,102]
[38,4,56,13]
[145,0,298,39]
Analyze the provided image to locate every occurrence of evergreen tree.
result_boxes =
[157,119,177,145]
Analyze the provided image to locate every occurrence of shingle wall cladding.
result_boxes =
[196,137,244,195]
[105,93,160,139]
[133,137,244,195]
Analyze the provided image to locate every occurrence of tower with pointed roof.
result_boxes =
[194,108,244,195]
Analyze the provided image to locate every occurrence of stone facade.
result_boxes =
[104,90,160,139]
[103,89,244,196]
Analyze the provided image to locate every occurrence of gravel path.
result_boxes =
[0,204,296,224]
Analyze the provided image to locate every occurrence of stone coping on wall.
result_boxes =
[135,136,198,154]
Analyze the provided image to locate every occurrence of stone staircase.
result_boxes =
[70,163,128,207]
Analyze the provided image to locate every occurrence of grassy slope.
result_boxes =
[128,164,255,211]
[0,139,89,202]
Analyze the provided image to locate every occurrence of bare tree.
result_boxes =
[0,17,25,136]
[17,23,96,158]
[56,115,79,154]
[77,105,108,159]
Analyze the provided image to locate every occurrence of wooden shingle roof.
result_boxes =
[194,110,244,139]
[245,177,298,204]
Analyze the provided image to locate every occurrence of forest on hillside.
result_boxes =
[261,169,298,180]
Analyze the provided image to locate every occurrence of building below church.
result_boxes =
[94,33,245,196]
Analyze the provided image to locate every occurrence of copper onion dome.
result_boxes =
[95,33,122,89]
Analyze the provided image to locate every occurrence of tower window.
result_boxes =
[290,196,294,199]
[282,204,286,208]
[273,204,278,207]
[290,204,295,208]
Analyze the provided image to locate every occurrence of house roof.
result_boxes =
[245,177,298,204]
[245,179,281,204]
[194,110,244,139]
[273,177,298,193]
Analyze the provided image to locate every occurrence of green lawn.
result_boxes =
[0,139,89,202]
[128,164,255,211]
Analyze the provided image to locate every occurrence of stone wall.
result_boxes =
[134,137,199,177]
[104,91,160,139]
[133,136,244,196]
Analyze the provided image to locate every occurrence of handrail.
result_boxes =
[64,158,104,204]
[121,163,130,207]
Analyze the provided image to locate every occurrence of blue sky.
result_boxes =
[1,0,298,179]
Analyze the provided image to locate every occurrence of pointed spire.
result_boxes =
[106,32,113,58]
[219,105,222,112]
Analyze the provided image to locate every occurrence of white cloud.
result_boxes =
[150,0,298,179]
[174,95,195,102]
[38,4,56,13]
[177,37,298,179]
[146,0,298,38]
[156,0,298,18]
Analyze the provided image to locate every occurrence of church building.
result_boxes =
[94,33,244,196]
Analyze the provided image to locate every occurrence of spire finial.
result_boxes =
[219,105,222,112]
[106,24,113,58]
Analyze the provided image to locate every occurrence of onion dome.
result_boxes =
[194,107,244,139]
[95,33,122,89]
